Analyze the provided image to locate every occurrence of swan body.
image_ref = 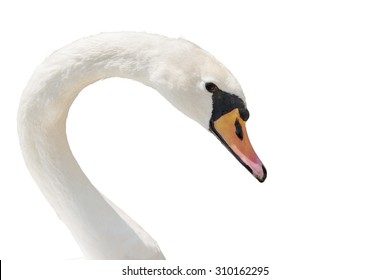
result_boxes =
[18,32,266,259]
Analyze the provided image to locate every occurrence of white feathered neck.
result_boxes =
[17,32,243,259]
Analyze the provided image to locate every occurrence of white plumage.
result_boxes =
[18,32,266,259]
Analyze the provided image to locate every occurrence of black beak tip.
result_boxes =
[256,165,267,183]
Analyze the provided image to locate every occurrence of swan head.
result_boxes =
[147,37,267,183]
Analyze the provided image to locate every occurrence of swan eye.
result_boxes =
[205,82,218,93]
[235,118,244,140]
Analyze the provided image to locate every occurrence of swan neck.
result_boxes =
[17,33,166,259]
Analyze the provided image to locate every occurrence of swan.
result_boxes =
[17,32,267,259]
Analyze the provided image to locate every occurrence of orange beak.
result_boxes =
[211,108,267,182]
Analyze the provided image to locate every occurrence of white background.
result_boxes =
[1,0,389,279]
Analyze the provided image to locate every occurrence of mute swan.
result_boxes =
[17,32,267,259]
